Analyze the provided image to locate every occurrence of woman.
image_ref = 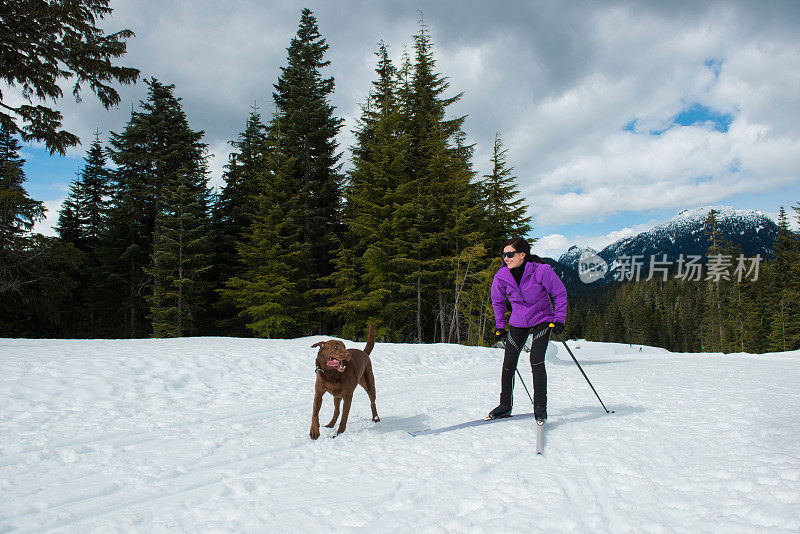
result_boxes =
[488,236,568,421]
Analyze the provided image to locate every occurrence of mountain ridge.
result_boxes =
[557,206,778,273]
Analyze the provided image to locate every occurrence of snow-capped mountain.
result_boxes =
[558,206,779,274]
[557,245,599,271]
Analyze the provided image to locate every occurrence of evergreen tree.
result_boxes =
[327,22,491,343]
[791,202,800,349]
[103,109,153,337]
[56,179,82,246]
[139,81,208,338]
[398,18,484,342]
[62,136,111,336]
[456,132,533,346]
[0,122,46,302]
[0,0,139,155]
[326,41,412,340]
[0,124,84,336]
[54,171,94,336]
[104,79,209,337]
[56,133,111,250]
[213,107,270,335]
[76,134,112,248]
[350,42,398,165]
[148,166,212,337]
[768,206,800,351]
[700,208,722,351]
[220,120,307,337]
[272,8,344,334]
[739,268,770,353]
[0,124,45,253]
[481,132,532,246]
[216,107,269,259]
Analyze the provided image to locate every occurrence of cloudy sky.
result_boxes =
[16,0,800,259]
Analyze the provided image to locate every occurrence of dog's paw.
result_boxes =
[372,416,380,422]
[310,426,320,440]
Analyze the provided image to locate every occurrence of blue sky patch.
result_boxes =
[624,102,735,136]
[20,145,81,200]
[673,103,733,132]
[704,58,723,77]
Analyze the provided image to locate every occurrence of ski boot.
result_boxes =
[486,404,512,420]
[534,405,547,423]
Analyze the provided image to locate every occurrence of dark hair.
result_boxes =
[502,236,543,263]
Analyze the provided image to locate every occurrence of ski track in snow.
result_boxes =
[1,337,799,532]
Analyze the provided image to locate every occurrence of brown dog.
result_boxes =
[310,324,379,439]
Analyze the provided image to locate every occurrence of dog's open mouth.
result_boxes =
[327,358,346,372]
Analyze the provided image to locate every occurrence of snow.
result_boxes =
[2,337,799,532]
[595,205,776,264]
[558,245,598,268]
[662,205,769,235]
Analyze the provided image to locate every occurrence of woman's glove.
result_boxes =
[494,328,506,344]
[551,322,565,336]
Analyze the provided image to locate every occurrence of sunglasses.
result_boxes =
[500,251,522,259]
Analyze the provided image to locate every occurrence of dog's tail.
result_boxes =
[364,323,375,355]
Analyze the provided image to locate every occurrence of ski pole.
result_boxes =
[550,326,614,414]
[515,368,534,406]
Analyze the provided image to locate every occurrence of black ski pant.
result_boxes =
[499,322,551,409]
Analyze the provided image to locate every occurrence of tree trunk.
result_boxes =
[416,274,422,343]
[438,291,446,343]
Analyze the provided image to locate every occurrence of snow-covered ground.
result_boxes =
[1,336,798,532]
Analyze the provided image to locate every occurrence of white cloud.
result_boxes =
[526,115,800,225]
[500,6,800,227]
[531,234,571,260]
[206,141,233,192]
[534,219,661,260]
[577,220,661,251]
[33,199,64,237]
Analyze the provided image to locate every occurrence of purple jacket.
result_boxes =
[491,261,568,329]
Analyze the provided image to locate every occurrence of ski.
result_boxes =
[536,420,545,454]
[408,412,535,437]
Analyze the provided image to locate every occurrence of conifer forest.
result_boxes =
[1,6,798,353]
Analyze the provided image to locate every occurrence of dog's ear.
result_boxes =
[311,341,325,349]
